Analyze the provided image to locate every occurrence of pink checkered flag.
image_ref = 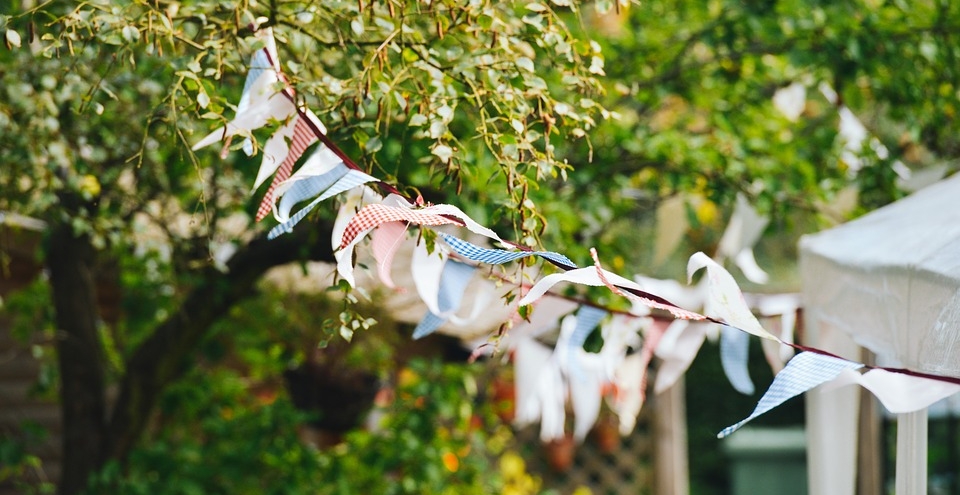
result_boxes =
[256,116,318,221]
[371,221,408,289]
[338,203,465,250]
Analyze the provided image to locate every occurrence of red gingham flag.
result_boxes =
[255,116,318,221]
[339,203,464,250]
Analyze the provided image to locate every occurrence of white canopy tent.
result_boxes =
[800,172,960,495]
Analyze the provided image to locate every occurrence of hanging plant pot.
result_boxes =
[490,375,515,423]
[592,415,621,455]
[283,362,380,434]
[543,434,576,473]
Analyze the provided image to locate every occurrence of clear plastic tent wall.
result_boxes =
[800,172,960,495]
[800,172,960,378]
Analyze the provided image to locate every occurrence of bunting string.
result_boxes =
[195,33,960,440]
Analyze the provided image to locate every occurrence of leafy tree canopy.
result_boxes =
[2,0,960,494]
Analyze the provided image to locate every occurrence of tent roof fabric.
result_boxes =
[800,173,960,378]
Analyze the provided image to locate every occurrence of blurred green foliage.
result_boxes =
[82,359,521,495]
[3,0,960,493]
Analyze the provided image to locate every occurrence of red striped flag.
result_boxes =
[256,116,318,221]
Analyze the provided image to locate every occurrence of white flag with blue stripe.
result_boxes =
[275,162,349,222]
[413,260,476,339]
[720,325,755,395]
[267,169,378,239]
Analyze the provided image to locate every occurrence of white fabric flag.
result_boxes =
[688,252,776,340]
[610,353,646,435]
[332,186,382,286]
[720,325,755,395]
[823,368,960,414]
[519,267,645,307]
[716,193,770,284]
[252,117,298,191]
[410,239,449,317]
[192,74,295,151]
[568,352,606,441]
[537,357,567,441]
[654,320,708,394]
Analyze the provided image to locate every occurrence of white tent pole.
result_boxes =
[895,408,928,495]
[804,314,860,495]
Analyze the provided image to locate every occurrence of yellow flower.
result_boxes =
[398,368,418,387]
[79,174,101,199]
[499,451,526,479]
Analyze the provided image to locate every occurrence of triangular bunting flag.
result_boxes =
[654,320,706,394]
[252,117,298,191]
[338,203,465,250]
[720,325,755,395]
[410,240,448,321]
[568,306,607,351]
[256,115,319,221]
[371,221,408,289]
[237,45,283,155]
[440,233,577,268]
[634,318,670,410]
[333,186,384,287]
[275,162,349,222]
[569,352,605,441]
[514,337,554,427]
[590,249,707,320]
[412,259,476,339]
[716,193,770,284]
[267,169,378,240]
[718,352,862,438]
[688,252,776,340]
[610,353,645,435]
[823,368,960,414]
[192,92,296,152]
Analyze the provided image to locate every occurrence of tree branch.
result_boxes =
[104,219,337,461]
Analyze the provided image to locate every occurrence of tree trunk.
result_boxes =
[47,218,335,493]
[47,223,107,495]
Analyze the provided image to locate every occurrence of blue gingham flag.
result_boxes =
[267,169,378,240]
[439,233,577,269]
[718,352,863,438]
[276,162,349,222]
[413,260,476,339]
[720,326,755,395]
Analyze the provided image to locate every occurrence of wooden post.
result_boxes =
[654,376,689,495]
[857,351,882,495]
